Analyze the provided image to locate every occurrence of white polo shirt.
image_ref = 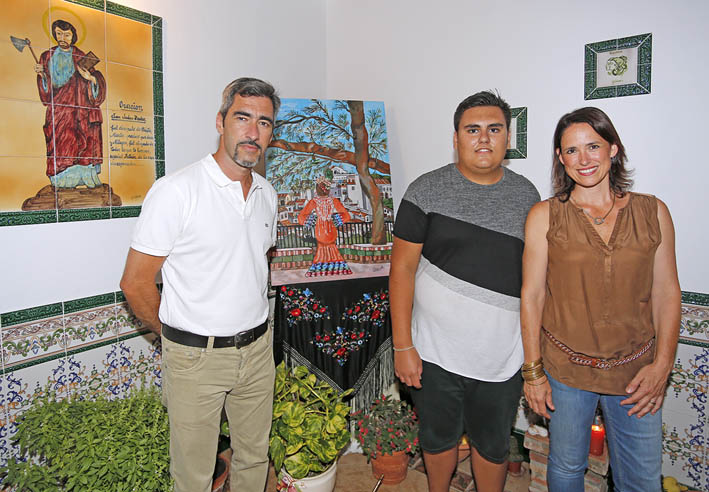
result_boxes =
[130,154,277,336]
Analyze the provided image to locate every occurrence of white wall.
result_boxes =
[0,0,327,312]
[325,0,708,293]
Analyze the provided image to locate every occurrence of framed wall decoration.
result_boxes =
[0,0,164,227]
[266,98,392,286]
[584,33,652,100]
[505,106,527,160]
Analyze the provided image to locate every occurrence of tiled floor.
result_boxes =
[261,452,531,491]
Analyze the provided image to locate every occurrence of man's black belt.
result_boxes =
[162,321,268,349]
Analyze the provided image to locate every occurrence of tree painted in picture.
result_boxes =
[267,100,390,245]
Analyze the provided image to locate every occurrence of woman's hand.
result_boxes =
[620,361,672,417]
[394,348,422,389]
[524,377,554,419]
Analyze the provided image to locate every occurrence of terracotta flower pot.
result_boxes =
[371,450,409,485]
[211,452,230,492]
[507,460,523,476]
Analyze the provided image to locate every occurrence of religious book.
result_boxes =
[77,51,100,71]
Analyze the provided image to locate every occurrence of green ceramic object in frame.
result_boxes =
[585,33,652,100]
[505,107,527,160]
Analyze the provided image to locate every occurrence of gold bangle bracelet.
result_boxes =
[521,358,543,370]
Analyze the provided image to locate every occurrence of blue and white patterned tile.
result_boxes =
[662,408,706,489]
[666,342,709,416]
[4,356,70,461]
[0,368,9,469]
[117,332,162,395]
[65,342,122,401]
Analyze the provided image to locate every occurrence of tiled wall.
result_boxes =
[0,292,161,469]
[2,291,708,489]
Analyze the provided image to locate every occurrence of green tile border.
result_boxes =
[111,205,142,219]
[1,303,63,328]
[4,349,67,374]
[505,107,527,160]
[106,1,152,23]
[153,26,163,72]
[584,33,652,101]
[63,293,117,315]
[153,71,164,116]
[58,207,111,222]
[0,210,57,227]
[683,291,709,306]
[2,2,163,228]
[154,116,165,161]
[677,338,709,349]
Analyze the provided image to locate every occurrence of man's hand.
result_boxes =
[394,348,422,389]
[524,378,554,419]
[621,362,671,417]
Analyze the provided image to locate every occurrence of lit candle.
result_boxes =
[589,415,605,456]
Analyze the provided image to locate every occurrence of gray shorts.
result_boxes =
[410,360,522,463]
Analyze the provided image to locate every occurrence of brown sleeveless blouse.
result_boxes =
[541,193,661,394]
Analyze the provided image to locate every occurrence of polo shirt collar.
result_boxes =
[203,154,263,190]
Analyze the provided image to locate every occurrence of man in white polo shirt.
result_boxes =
[120,77,279,492]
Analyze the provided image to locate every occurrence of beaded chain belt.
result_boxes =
[542,328,655,370]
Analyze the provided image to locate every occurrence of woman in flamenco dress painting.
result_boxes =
[297,176,353,277]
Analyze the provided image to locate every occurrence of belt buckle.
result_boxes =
[235,329,254,349]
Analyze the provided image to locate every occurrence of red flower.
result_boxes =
[281,286,287,292]
[336,348,346,356]
[315,335,321,341]
[323,335,330,341]
[287,290,294,296]
[371,310,380,320]
[381,293,387,299]
[320,307,326,313]
[290,308,301,317]
[351,334,357,339]
[347,309,352,315]
[313,304,319,310]
[354,305,361,313]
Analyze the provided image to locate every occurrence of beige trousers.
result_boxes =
[161,328,275,492]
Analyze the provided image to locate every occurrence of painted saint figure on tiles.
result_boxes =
[35,19,107,188]
[297,175,353,277]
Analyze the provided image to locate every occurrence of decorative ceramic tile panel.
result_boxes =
[0,0,163,227]
[64,341,121,399]
[1,309,66,369]
[116,332,161,394]
[584,33,652,100]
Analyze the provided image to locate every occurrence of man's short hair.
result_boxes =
[219,78,280,120]
[453,90,511,131]
[52,20,78,46]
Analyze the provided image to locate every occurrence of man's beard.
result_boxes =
[232,140,261,169]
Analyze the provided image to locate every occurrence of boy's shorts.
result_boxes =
[410,360,522,463]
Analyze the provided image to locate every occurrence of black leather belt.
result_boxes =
[162,321,267,349]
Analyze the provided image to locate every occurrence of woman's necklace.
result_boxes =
[570,193,616,225]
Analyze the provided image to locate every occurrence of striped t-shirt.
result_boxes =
[393,163,540,381]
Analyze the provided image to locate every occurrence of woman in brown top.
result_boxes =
[520,107,680,492]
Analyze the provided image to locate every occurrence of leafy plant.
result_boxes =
[352,394,419,459]
[0,386,172,492]
[269,362,352,479]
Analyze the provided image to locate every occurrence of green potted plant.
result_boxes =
[0,385,173,492]
[269,362,351,492]
[352,394,419,485]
